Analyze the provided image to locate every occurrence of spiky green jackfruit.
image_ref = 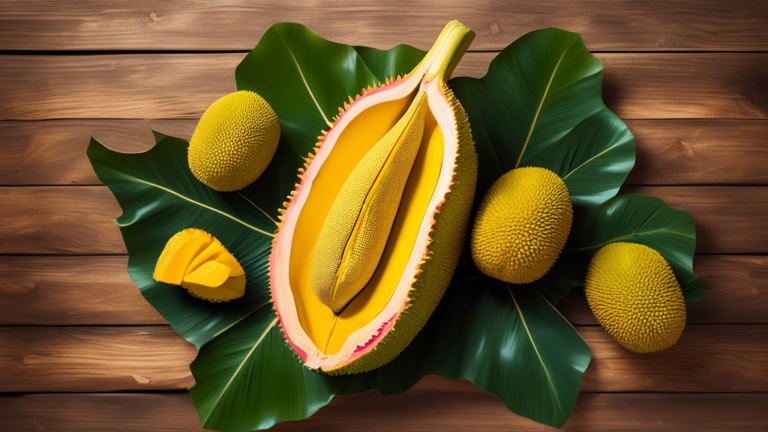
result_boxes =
[585,242,686,353]
[189,91,280,192]
[471,167,572,284]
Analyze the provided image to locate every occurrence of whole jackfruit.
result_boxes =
[154,228,246,302]
[471,167,572,284]
[585,242,686,353]
[188,91,280,192]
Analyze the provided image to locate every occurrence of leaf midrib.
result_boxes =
[275,30,333,128]
[120,174,275,237]
[514,40,575,169]
[565,227,676,252]
[506,284,564,418]
[205,316,279,421]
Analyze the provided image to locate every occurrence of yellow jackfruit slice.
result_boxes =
[189,90,281,192]
[181,261,246,302]
[211,250,246,278]
[471,167,573,284]
[153,230,212,286]
[184,261,232,288]
[185,242,226,278]
[585,242,686,353]
[153,228,246,303]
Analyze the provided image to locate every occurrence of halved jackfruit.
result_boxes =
[270,21,478,374]
[154,228,246,302]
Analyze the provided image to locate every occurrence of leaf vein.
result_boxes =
[275,32,333,127]
[506,283,564,416]
[124,176,275,238]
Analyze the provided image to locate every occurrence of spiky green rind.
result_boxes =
[189,91,280,192]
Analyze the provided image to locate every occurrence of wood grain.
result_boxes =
[622,186,768,254]
[2,1,765,429]
[1,255,764,326]
[624,119,768,185]
[0,256,164,325]
[4,119,768,186]
[1,325,766,393]
[2,392,767,431]
[1,186,764,255]
[1,1,766,52]
[2,53,767,120]
[0,327,196,392]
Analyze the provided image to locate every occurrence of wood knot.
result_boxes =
[670,139,695,158]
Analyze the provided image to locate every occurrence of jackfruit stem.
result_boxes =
[420,20,476,84]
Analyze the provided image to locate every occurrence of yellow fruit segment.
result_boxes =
[311,93,429,313]
[154,231,212,285]
[585,242,686,353]
[153,228,246,303]
[189,90,281,192]
[471,167,573,284]
[184,261,232,287]
[185,242,225,278]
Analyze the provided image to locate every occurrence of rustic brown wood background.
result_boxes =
[1,1,768,430]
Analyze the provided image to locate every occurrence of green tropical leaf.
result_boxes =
[188,309,345,431]
[87,133,277,349]
[85,23,666,432]
[450,29,635,207]
[563,194,706,303]
[450,28,637,305]
[352,266,592,429]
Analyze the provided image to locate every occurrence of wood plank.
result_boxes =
[1,53,767,120]
[1,1,766,52]
[0,186,764,255]
[2,255,764,326]
[622,186,768,254]
[0,256,164,325]
[2,392,768,431]
[624,119,768,185]
[4,119,768,186]
[0,326,766,393]
[0,327,197,392]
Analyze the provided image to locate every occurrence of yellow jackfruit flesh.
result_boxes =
[471,167,572,284]
[189,91,280,192]
[311,93,428,313]
[153,228,246,302]
[269,21,478,374]
[585,242,686,353]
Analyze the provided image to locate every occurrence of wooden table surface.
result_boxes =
[1,1,767,430]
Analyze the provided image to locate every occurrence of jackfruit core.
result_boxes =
[288,89,445,356]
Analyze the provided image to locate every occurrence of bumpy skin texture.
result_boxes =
[188,91,280,192]
[328,84,477,375]
[585,242,686,353]
[471,167,572,284]
[311,95,428,313]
